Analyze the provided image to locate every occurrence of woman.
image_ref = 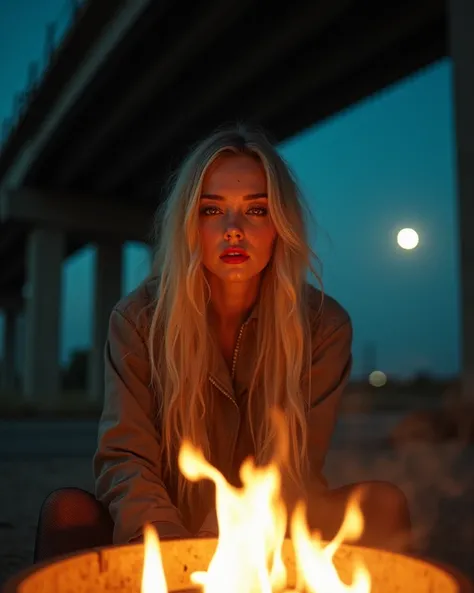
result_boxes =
[34,125,411,562]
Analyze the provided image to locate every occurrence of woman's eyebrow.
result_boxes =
[200,192,268,201]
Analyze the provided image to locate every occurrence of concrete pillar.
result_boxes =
[1,309,17,393]
[23,229,65,404]
[448,0,474,399]
[88,242,123,402]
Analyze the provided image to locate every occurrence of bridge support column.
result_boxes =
[88,242,123,403]
[23,229,65,404]
[449,0,474,400]
[1,309,18,394]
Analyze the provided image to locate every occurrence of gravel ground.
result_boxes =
[1,419,473,588]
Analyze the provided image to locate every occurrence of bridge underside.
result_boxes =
[0,0,472,403]
[0,0,448,295]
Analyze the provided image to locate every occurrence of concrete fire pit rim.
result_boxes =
[2,538,472,593]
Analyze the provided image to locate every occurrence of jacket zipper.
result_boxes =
[208,375,236,407]
[231,321,248,381]
[209,319,251,467]
[209,317,251,400]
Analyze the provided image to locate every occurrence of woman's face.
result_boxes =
[199,153,277,285]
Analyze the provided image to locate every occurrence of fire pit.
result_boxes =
[4,429,473,593]
[2,538,472,593]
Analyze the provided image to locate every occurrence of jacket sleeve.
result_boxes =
[93,307,190,544]
[305,314,353,488]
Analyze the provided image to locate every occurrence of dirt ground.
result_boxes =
[1,433,473,588]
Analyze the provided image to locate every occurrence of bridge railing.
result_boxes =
[1,0,88,152]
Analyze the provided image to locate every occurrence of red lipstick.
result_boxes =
[220,247,250,264]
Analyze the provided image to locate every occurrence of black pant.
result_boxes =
[34,488,113,562]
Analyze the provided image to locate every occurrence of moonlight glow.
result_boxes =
[397,228,419,250]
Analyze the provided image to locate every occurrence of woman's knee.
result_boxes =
[35,488,114,563]
[357,481,412,551]
[361,481,411,530]
[316,480,412,552]
[40,487,108,529]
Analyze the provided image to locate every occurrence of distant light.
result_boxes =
[397,228,419,250]
[369,370,387,387]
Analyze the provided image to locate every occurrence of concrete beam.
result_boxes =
[251,3,443,125]
[0,252,25,291]
[54,0,255,187]
[0,188,154,243]
[96,0,353,194]
[88,242,123,402]
[449,0,474,399]
[1,309,18,393]
[0,293,23,311]
[0,222,24,255]
[0,0,154,192]
[23,228,65,403]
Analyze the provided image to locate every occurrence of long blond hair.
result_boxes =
[148,124,321,507]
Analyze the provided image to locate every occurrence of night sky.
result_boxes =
[0,0,460,380]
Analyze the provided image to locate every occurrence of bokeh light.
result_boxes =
[368,370,387,387]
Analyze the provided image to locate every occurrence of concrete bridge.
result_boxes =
[0,0,473,404]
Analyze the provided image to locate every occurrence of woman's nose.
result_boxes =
[223,212,244,240]
[225,227,243,241]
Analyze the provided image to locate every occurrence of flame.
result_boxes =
[141,433,371,593]
[179,442,288,593]
[141,524,167,593]
[291,497,370,593]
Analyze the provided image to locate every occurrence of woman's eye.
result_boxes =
[247,206,268,216]
[200,206,221,216]
[199,205,268,216]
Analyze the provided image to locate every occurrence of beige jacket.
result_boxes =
[93,276,352,544]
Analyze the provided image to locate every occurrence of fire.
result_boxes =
[141,523,167,593]
[179,443,288,593]
[141,441,371,593]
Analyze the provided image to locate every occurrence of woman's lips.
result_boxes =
[220,254,250,264]
[219,248,250,264]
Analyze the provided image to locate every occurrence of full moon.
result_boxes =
[397,228,419,250]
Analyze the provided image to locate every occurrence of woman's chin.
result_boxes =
[220,269,254,283]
